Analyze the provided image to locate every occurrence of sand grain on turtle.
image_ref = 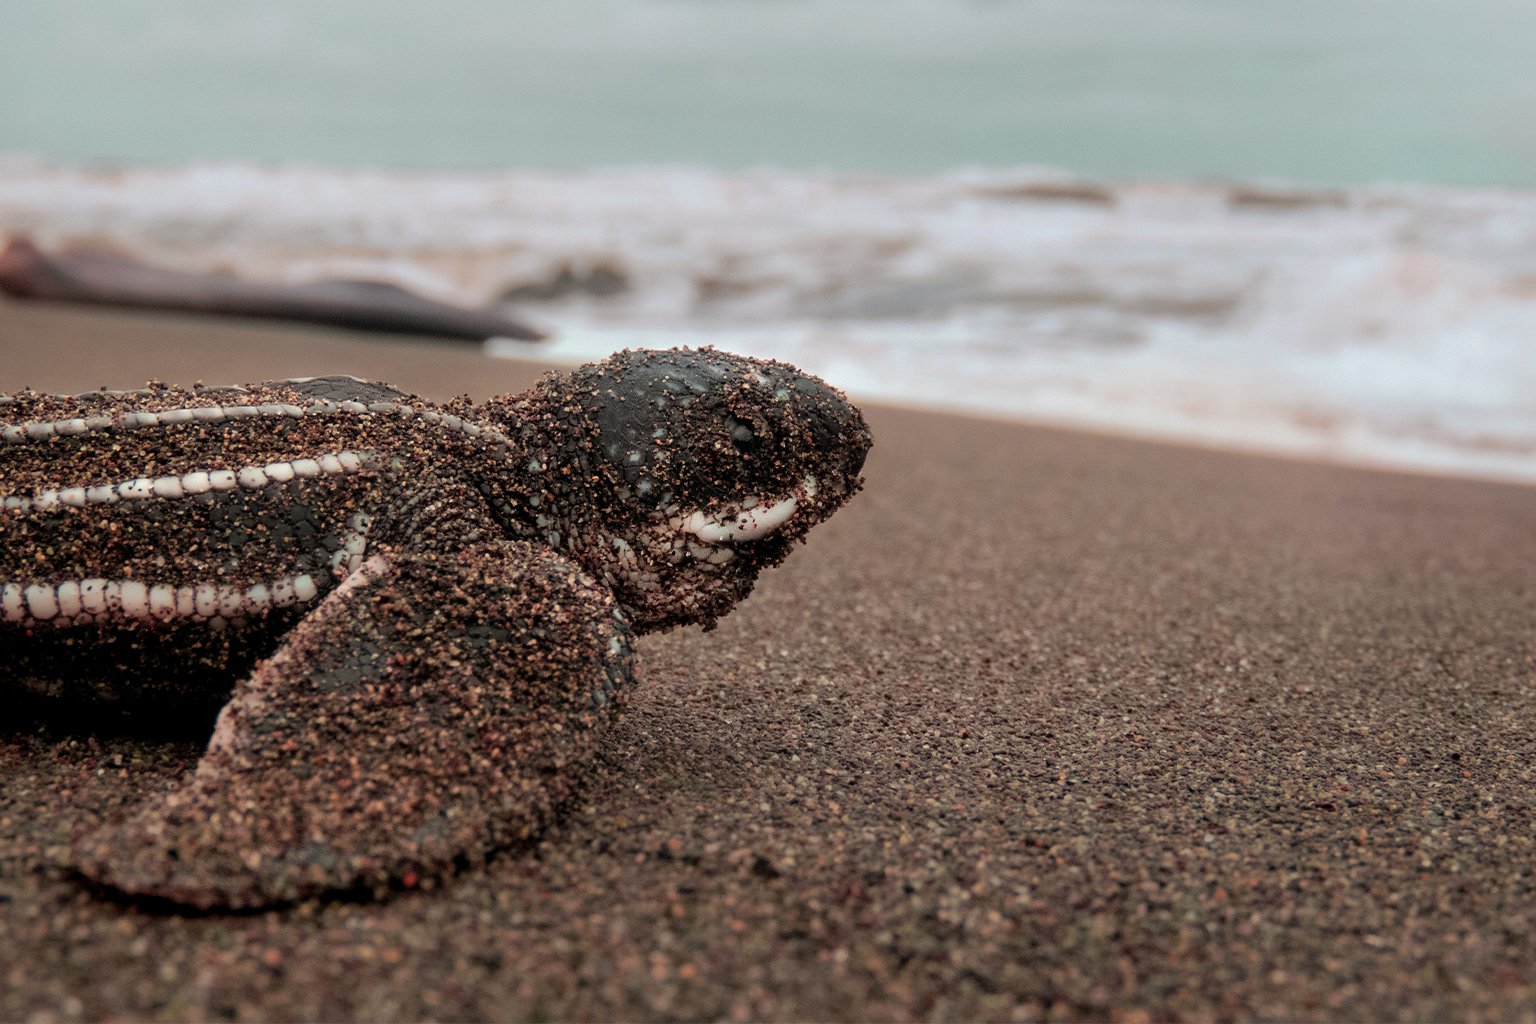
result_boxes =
[0,348,871,909]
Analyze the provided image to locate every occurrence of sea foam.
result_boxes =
[3,160,1534,484]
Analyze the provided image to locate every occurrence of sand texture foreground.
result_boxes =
[3,304,1536,1021]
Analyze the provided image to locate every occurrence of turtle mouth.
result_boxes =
[673,476,819,546]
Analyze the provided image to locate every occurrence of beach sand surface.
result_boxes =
[2,302,1535,1021]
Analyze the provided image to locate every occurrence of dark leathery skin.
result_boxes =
[487,349,871,632]
[1,350,871,907]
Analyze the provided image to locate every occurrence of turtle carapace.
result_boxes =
[0,348,871,909]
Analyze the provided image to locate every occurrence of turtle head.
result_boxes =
[490,348,871,633]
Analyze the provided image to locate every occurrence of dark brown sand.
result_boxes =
[3,302,1535,1021]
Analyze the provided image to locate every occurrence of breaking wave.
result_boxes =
[3,159,1535,484]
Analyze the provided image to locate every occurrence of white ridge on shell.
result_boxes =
[0,451,376,513]
[0,569,335,626]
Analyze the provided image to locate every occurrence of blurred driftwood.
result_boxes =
[0,237,544,343]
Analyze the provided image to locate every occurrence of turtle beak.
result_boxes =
[782,372,871,500]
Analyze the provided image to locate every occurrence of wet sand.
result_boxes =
[3,302,1535,1021]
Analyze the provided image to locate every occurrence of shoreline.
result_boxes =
[3,302,1536,1020]
[7,159,1536,490]
[4,300,1531,493]
[489,338,1536,492]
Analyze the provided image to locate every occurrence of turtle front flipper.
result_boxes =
[71,541,632,910]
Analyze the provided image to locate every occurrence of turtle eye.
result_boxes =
[725,416,757,451]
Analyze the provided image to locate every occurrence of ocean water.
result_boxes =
[2,0,1534,187]
[4,161,1534,484]
[2,1,1533,483]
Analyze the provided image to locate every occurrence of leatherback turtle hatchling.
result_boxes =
[0,348,871,909]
